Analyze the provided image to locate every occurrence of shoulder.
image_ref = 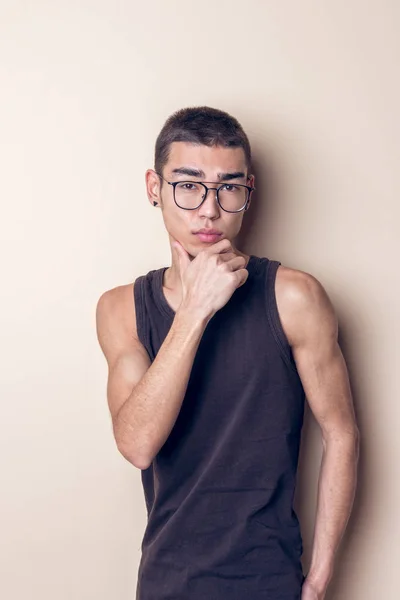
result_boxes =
[274,263,338,348]
[95,281,138,352]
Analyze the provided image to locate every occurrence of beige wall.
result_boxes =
[1,1,399,598]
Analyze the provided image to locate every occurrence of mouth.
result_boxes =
[193,231,223,243]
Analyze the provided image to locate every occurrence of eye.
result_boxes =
[221,184,238,192]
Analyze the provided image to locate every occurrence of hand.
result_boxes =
[301,577,326,600]
[172,237,249,320]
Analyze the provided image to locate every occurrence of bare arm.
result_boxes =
[96,285,209,470]
[277,267,360,598]
[96,239,248,471]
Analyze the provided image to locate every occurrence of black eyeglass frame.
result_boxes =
[156,172,255,213]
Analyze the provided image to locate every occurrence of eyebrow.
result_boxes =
[171,167,246,181]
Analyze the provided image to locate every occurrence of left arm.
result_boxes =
[276,267,360,599]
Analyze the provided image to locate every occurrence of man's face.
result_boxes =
[146,142,254,259]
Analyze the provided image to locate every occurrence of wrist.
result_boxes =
[305,563,334,594]
[175,304,212,329]
[176,301,213,326]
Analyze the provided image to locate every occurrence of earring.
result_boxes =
[153,201,158,206]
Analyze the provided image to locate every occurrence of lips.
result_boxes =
[195,229,223,235]
[194,231,222,243]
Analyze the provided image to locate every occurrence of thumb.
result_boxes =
[172,240,191,274]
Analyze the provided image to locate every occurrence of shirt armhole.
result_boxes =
[265,259,299,375]
[133,275,153,362]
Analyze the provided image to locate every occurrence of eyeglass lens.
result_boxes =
[174,182,247,211]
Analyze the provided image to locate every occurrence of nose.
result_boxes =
[198,186,220,217]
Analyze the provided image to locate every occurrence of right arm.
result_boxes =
[96,238,248,470]
[96,287,209,470]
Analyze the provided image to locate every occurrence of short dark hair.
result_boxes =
[154,106,252,178]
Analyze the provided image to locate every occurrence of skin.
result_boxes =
[147,142,254,307]
[96,141,360,600]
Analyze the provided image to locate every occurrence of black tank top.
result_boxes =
[133,254,306,600]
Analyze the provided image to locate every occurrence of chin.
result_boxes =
[185,243,201,259]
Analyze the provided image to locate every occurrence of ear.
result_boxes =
[247,173,255,187]
[146,169,162,208]
[245,174,255,211]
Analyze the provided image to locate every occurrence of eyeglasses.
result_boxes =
[156,172,255,213]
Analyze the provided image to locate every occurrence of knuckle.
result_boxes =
[221,238,232,249]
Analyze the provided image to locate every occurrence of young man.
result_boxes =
[96,106,360,600]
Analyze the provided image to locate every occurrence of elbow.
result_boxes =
[113,415,154,469]
[322,425,360,454]
[134,454,153,471]
[116,440,153,470]
[354,426,361,457]
[350,424,361,450]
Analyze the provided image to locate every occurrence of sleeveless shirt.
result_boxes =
[133,254,306,600]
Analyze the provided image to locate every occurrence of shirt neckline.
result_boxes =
[155,254,260,320]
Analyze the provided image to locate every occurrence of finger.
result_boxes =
[217,251,238,262]
[235,268,249,288]
[206,237,233,255]
[225,255,247,270]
